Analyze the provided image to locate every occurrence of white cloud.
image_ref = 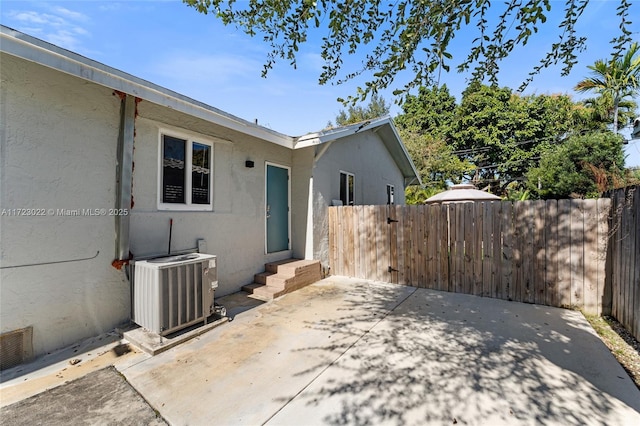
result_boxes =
[5,8,90,51]
[7,11,66,26]
[50,6,89,22]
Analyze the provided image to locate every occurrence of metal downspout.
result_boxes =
[115,94,136,260]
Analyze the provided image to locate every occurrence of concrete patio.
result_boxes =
[2,276,639,425]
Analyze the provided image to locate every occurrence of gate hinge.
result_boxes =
[387,217,398,224]
[388,266,399,273]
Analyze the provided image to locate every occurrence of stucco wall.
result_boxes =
[291,148,314,260]
[311,131,407,267]
[129,104,294,296]
[0,54,130,357]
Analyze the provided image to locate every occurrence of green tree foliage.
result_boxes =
[448,84,586,192]
[394,85,456,137]
[527,132,626,199]
[332,93,390,126]
[394,83,624,197]
[404,186,443,205]
[401,131,474,191]
[580,93,637,132]
[575,42,640,133]
[394,86,473,190]
[184,0,635,103]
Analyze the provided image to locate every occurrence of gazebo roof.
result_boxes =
[425,184,501,204]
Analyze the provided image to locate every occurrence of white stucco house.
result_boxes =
[0,25,419,363]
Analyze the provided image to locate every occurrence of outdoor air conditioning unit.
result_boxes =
[133,253,219,336]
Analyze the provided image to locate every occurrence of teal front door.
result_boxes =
[266,164,290,253]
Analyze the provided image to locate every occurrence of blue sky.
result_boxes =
[2,0,640,166]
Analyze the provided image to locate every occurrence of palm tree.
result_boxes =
[575,42,640,134]
[581,92,637,131]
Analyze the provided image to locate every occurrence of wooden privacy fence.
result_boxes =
[328,199,612,316]
[606,186,640,341]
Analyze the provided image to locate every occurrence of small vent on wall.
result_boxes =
[0,327,34,370]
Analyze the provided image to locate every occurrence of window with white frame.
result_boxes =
[387,184,395,205]
[340,171,355,206]
[159,133,213,210]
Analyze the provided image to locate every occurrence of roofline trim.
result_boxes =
[0,25,294,148]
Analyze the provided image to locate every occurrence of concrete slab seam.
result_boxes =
[261,285,419,425]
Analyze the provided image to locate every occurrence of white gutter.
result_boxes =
[0,26,294,149]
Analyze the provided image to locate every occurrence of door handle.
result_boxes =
[266,204,271,219]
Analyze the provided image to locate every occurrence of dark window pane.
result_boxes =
[340,173,347,206]
[348,175,354,205]
[162,135,186,204]
[192,142,210,205]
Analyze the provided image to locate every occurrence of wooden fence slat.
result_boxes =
[619,190,629,323]
[439,204,450,291]
[422,205,432,288]
[492,202,503,299]
[513,202,525,302]
[502,203,514,301]
[455,204,465,293]
[623,190,633,335]
[633,188,640,341]
[609,193,619,319]
[473,202,484,296]
[557,200,572,308]
[347,206,356,277]
[414,206,424,287]
[617,191,628,328]
[545,200,559,307]
[598,198,612,316]
[420,206,429,288]
[389,205,398,284]
[403,206,413,285]
[337,207,345,276]
[583,201,599,315]
[482,202,494,297]
[426,204,438,289]
[352,206,361,278]
[570,200,585,310]
[364,206,376,281]
[359,206,368,280]
[382,205,392,282]
[533,200,546,305]
[328,207,337,275]
[522,202,535,304]
[395,206,406,285]
[464,202,475,294]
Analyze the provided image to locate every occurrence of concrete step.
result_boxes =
[247,285,282,302]
[265,259,319,275]
[247,259,322,301]
[254,272,275,285]
[241,283,263,294]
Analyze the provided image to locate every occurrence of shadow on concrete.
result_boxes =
[276,283,640,425]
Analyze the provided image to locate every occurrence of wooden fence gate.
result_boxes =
[328,199,612,316]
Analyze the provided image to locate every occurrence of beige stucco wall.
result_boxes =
[130,103,295,296]
[0,54,130,357]
[311,131,408,268]
[0,50,411,359]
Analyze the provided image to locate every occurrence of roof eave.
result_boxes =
[295,117,422,185]
[0,25,294,149]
